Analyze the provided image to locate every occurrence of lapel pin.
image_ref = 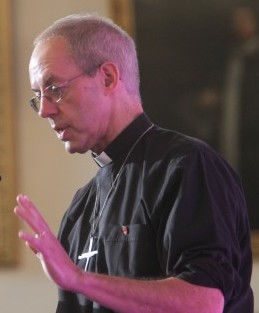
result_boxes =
[121,225,129,235]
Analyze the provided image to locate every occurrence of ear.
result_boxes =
[100,62,120,92]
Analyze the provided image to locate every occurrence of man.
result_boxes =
[14,14,253,313]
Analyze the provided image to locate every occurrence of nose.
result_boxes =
[38,97,58,118]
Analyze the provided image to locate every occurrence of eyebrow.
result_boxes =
[31,75,63,92]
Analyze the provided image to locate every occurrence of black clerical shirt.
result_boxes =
[56,113,253,313]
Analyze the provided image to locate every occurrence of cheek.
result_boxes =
[70,85,109,133]
[71,106,98,136]
[75,97,106,126]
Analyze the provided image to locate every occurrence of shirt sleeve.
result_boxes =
[157,145,252,303]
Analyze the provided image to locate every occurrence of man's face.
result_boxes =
[29,37,112,154]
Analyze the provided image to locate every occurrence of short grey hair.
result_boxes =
[34,13,140,96]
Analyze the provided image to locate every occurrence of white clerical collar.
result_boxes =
[92,151,113,167]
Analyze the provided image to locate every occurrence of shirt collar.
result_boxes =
[91,113,153,167]
[92,151,113,167]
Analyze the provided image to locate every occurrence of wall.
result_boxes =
[0,0,257,312]
[253,262,259,311]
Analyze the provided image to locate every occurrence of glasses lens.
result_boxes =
[28,85,63,113]
[46,85,62,103]
[29,97,40,112]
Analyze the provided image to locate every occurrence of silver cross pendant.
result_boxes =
[78,236,98,271]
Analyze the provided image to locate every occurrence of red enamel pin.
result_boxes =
[121,225,129,235]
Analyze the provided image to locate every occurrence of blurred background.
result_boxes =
[0,0,258,312]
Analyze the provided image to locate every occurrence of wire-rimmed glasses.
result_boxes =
[29,73,85,113]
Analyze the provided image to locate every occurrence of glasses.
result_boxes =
[29,73,85,113]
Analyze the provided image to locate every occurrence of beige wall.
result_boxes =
[0,0,258,312]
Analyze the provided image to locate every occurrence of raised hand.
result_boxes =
[14,194,82,291]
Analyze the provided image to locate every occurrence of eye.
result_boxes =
[49,85,61,97]
[45,85,62,102]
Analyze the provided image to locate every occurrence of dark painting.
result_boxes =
[134,0,259,230]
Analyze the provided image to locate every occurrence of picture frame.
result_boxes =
[0,0,18,266]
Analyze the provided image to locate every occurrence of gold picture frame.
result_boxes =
[0,0,18,265]
[110,0,135,37]
[110,0,259,259]
[252,231,259,258]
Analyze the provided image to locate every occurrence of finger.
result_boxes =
[19,230,42,254]
[19,230,57,282]
[25,239,38,254]
[14,194,50,234]
[14,204,45,236]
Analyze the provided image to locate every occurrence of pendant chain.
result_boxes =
[90,124,154,237]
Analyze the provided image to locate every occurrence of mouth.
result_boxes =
[53,126,69,141]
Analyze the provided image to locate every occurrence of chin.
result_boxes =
[64,142,89,154]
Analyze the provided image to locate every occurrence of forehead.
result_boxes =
[29,37,76,85]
